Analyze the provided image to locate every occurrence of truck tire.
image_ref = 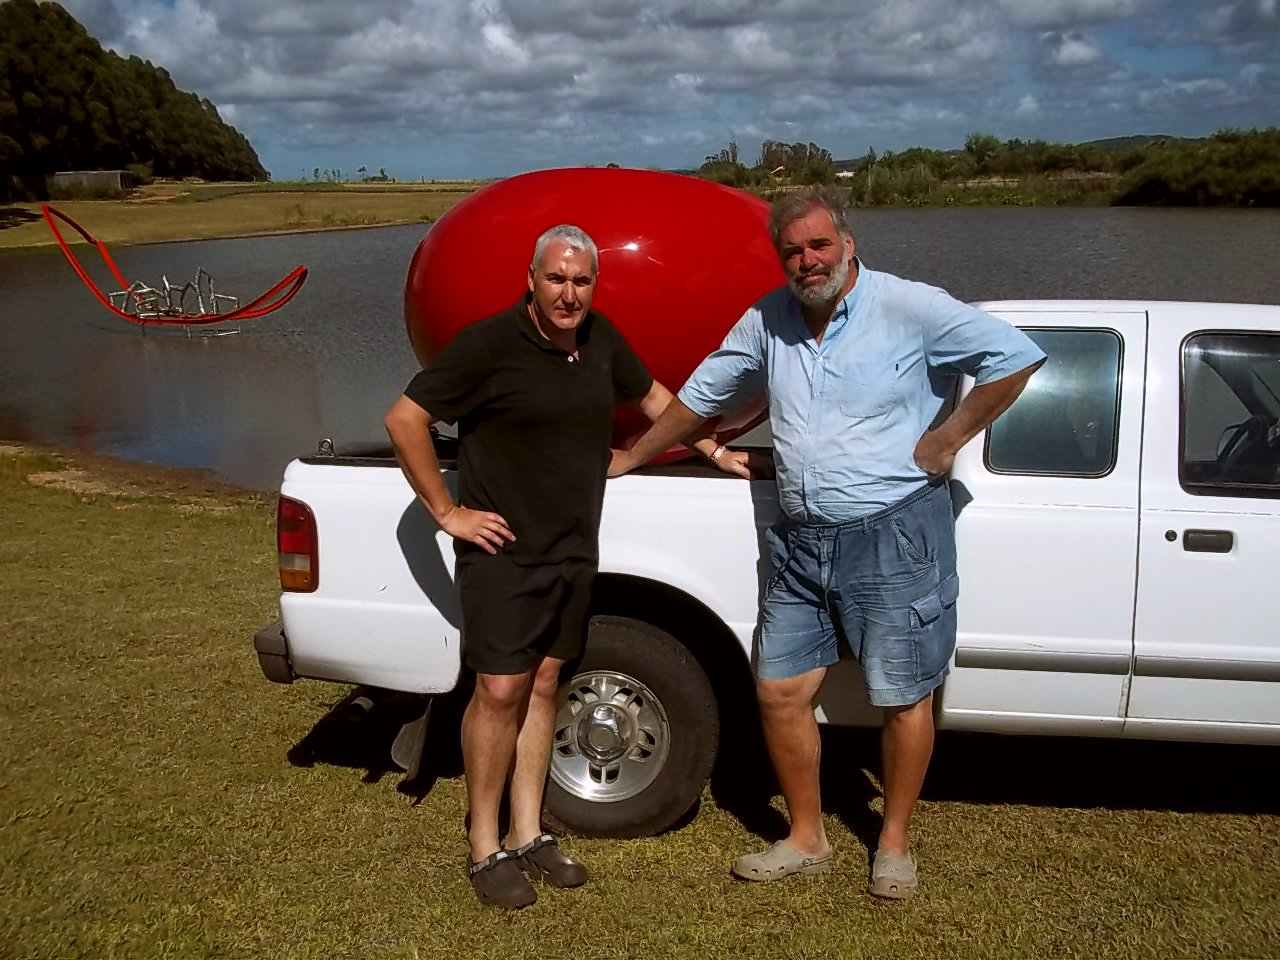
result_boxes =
[543,615,719,838]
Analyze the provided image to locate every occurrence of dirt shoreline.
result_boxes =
[0,441,264,500]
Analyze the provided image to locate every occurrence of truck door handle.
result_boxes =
[1182,529,1234,553]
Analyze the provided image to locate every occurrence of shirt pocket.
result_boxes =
[837,361,896,417]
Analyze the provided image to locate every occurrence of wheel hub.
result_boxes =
[550,668,671,803]
[577,703,634,762]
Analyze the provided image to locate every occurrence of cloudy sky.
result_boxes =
[60,0,1280,181]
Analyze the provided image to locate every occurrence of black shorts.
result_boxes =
[456,555,596,675]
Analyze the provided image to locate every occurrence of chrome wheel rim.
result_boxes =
[550,668,670,803]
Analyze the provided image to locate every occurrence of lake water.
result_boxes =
[1,207,1278,490]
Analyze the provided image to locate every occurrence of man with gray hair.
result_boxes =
[386,224,744,909]
[610,188,1045,898]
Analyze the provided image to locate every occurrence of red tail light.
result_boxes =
[277,496,318,592]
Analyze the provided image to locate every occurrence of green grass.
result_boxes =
[175,181,490,203]
[1,446,1277,959]
[746,174,1120,208]
[0,183,478,250]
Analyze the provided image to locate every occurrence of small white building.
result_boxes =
[47,170,136,198]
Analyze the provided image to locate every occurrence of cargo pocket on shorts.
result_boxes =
[761,521,797,598]
[908,572,959,682]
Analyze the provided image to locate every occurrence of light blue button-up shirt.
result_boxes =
[678,262,1046,522]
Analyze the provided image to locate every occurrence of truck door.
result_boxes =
[1129,308,1280,742]
[941,308,1147,736]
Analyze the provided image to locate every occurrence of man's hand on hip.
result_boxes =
[913,430,955,478]
[439,505,515,554]
[607,448,637,478]
[916,363,1042,478]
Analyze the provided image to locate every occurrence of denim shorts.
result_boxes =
[757,480,959,707]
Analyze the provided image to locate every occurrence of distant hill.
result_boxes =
[0,0,267,200]
[1079,134,1207,152]
[691,127,1279,206]
[830,134,1210,170]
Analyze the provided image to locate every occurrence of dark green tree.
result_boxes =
[964,132,1002,171]
[0,0,267,200]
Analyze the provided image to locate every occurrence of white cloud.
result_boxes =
[1137,76,1232,109]
[1000,0,1161,28]
[481,21,531,65]
[724,25,792,72]
[1198,0,1280,58]
[52,0,1280,178]
[1203,0,1279,35]
[1046,31,1106,67]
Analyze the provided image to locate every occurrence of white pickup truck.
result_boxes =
[254,300,1280,837]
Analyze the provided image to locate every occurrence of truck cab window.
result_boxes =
[1181,332,1280,498]
[984,329,1121,477]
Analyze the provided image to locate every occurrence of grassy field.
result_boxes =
[1,444,1278,959]
[0,174,1123,255]
[0,181,481,251]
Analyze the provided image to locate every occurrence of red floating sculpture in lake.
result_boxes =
[43,204,308,329]
[404,167,785,455]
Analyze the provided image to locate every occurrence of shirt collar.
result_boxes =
[786,256,869,344]
[828,257,870,334]
[515,292,593,355]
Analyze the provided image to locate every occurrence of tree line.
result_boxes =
[697,128,1280,207]
[0,0,267,201]
[700,139,836,188]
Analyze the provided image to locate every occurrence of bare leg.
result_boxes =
[462,670,533,862]
[756,667,830,855]
[878,692,935,854]
[504,655,565,850]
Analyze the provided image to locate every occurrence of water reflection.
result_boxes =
[71,328,324,477]
[1,209,1278,490]
[0,226,424,488]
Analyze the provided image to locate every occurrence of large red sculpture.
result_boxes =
[404,167,784,454]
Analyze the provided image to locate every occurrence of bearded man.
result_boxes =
[609,187,1045,899]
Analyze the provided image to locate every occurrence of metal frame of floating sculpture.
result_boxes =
[107,268,239,321]
[42,204,308,335]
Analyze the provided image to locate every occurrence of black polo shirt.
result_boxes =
[404,295,653,565]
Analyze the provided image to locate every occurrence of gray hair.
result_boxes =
[531,224,599,274]
[767,187,854,249]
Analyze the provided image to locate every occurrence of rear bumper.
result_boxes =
[254,619,295,684]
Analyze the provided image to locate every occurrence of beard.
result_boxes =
[790,255,852,307]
